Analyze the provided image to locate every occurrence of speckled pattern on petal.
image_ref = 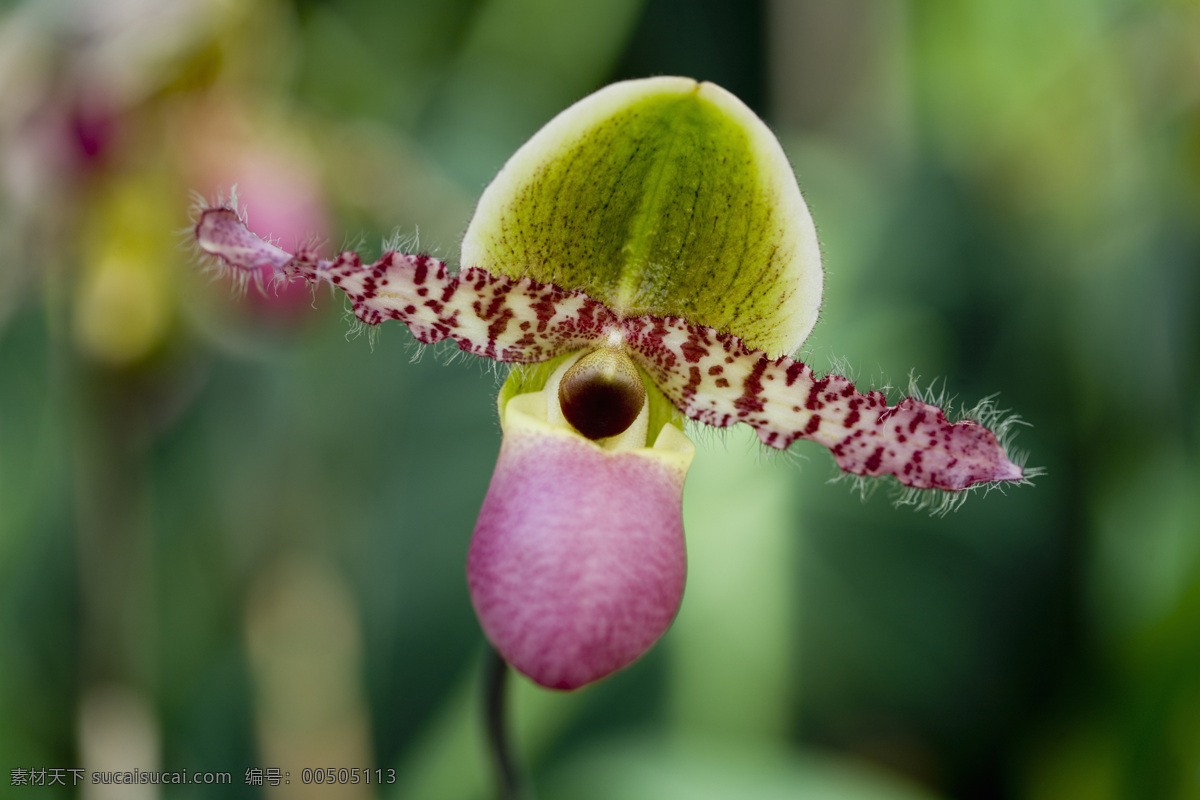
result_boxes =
[467,426,687,690]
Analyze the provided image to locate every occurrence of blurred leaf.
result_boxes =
[417,0,647,184]
[541,737,944,800]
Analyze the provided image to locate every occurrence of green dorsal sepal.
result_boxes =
[461,77,823,357]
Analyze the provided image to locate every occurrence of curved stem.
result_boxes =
[484,645,527,800]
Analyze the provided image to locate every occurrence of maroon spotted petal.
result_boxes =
[194,203,1028,494]
[620,314,1025,492]
[195,206,615,362]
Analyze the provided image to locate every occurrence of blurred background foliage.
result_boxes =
[0,0,1197,798]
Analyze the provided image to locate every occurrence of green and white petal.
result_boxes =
[461,77,822,356]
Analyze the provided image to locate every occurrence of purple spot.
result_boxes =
[680,340,707,363]
[785,362,806,386]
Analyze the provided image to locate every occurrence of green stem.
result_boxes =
[484,645,527,800]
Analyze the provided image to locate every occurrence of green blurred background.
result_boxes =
[1,0,1198,798]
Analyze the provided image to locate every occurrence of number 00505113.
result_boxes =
[300,768,395,785]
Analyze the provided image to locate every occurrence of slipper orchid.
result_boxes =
[193,77,1028,690]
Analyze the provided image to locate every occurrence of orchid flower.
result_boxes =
[193,77,1029,690]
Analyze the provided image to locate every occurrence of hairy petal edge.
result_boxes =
[195,204,1027,493]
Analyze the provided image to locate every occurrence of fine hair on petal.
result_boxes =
[383,227,421,256]
[184,187,256,297]
[828,470,884,503]
[808,368,1041,515]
